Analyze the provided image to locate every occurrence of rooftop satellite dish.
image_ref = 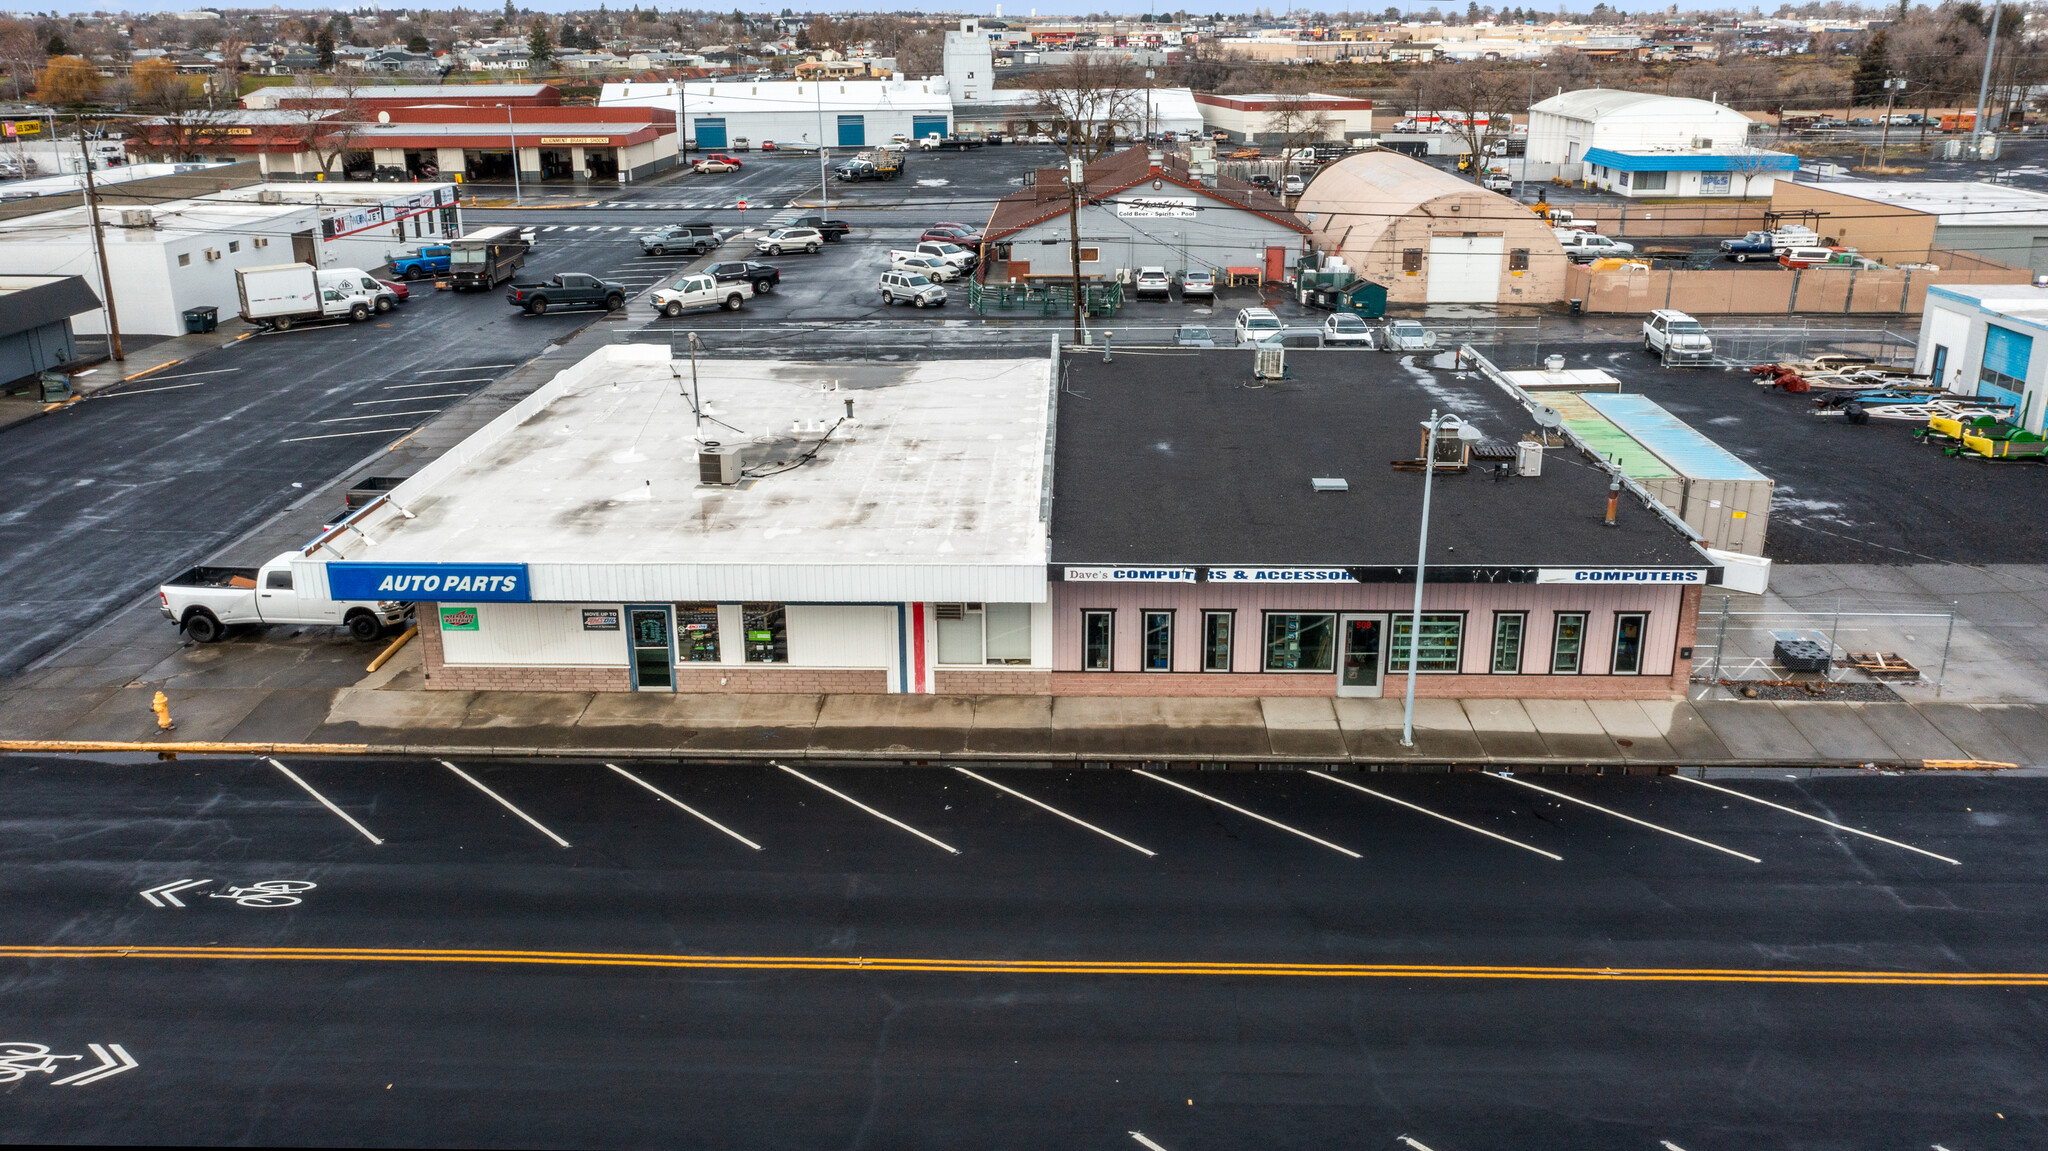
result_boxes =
[1532,404,1564,430]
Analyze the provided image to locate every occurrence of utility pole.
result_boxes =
[1068,155,1084,342]
[78,118,123,362]
[1877,76,1904,169]
[815,77,830,212]
[504,103,522,205]
[1970,2,2001,158]
[1144,67,1155,140]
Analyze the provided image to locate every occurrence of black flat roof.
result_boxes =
[1049,347,1703,570]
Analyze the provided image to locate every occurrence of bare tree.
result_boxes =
[1432,62,1521,185]
[281,70,366,178]
[1025,54,1142,340]
[1262,83,1334,204]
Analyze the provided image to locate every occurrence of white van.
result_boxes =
[319,267,399,313]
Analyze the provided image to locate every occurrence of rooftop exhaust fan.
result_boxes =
[1253,344,1285,380]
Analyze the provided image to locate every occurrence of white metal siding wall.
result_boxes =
[1426,235,1503,304]
[1918,303,1975,390]
[1003,207,1301,278]
[787,604,897,668]
[439,602,629,667]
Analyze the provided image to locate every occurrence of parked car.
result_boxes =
[505,273,628,315]
[729,137,752,152]
[1249,173,1277,190]
[1322,312,1375,346]
[1381,320,1439,352]
[1779,245,1847,269]
[1180,269,1216,301]
[922,224,982,245]
[785,214,850,240]
[1282,174,1306,195]
[759,140,778,151]
[878,268,947,307]
[1849,117,1875,127]
[904,239,974,270]
[1234,306,1283,344]
[1719,228,1818,262]
[1176,324,1217,347]
[1643,308,1714,366]
[704,260,780,295]
[377,278,410,303]
[1558,232,1636,262]
[694,157,742,173]
[756,227,825,255]
[387,245,450,280]
[651,273,751,317]
[1133,267,1172,298]
[640,224,723,256]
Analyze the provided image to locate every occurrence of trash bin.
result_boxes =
[182,305,217,334]
[38,370,70,402]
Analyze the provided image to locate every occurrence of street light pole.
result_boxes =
[1877,77,1904,169]
[77,117,123,362]
[1400,411,1477,748]
[1970,2,2002,158]
[505,103,522,205]
[813,78,830,212]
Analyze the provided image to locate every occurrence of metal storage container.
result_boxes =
[1581,392,1774,555]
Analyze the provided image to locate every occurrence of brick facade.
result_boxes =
[1049,670,1684,699]
[670,667,889,693]
[934,668,1055,695]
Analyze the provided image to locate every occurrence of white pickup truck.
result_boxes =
[1557,232,1637,262]
[159,553,409,643]
[650,273,751,317]
[887,251,960,281]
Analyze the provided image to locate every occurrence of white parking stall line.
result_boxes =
[607,764,761,850]
[1661,1141,1690,1151]
[320,409,442,423]
[773,763,959,854]
[385,378,491,389]
[1129,1133,1172,1151]
[953,768,1156,856]
[1132,771,1361,858]
[129,367,240,382]
[540,225,560,231]
[1304,771,1561,861]
[1396,1138,1438,1151]
[265,757,383,845]
[1491,774,1761,863]
[281,428,414,443]
[439,760,571,848]
[1671,775,1960,865]
[419,364,515,373]
[354,394,466,405]
[105,381,208,396]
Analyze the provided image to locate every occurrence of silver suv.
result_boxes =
[1643,309,1714,366]
[756,227,824,255]
[879,269,947,308]
[1233,306,1282,344]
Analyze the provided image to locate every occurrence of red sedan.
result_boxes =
[378,278,411,302]
[921,224,982,245]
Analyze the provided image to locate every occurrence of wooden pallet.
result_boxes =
[1844,651,1921,679]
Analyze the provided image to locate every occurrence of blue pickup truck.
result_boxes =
[387,245,451,280]
[1718,229,1817,263]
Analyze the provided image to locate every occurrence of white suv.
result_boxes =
[1643,309,1714,366]
[1133,267,1171,298]
[879,269,947,308]
[1234,306,1282,345]
[756,227,824,255]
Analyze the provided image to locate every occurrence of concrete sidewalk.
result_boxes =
[7,639,2042,767]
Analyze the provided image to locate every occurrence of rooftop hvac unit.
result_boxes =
[1253,344,1285,380]
[204,248,221,261]
[697,443,742,485]
[118,208,155,228]
[256,188,284,204]
[1517,440,1544,477]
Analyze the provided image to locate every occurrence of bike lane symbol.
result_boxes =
[140,880,316,909]
[0,1043,138,1086]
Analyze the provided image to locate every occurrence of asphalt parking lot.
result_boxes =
[3,753,2040,1147]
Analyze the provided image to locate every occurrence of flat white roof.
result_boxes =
[0,196,310,246]
[312,344,1053,603]
[1814,180,2048,228]
[601,78,953,116]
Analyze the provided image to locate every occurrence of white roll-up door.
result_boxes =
[1426,235,1504,304]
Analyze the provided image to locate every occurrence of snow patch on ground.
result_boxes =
[917,178,950,187]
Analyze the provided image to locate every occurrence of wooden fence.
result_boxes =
[1565,248,2030,315]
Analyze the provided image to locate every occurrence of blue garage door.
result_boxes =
[693,117,727,149]
[1979,323,2031,408]
[837,114,865,148]
[912,115,948,140]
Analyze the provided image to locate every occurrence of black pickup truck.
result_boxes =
[506,273,627,315]
[704,260,781,295]
[784,214,851,241]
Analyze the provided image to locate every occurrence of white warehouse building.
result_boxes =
[600,78,954,150]
[1527,90,1764,173]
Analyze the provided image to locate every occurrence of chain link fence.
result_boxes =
[1703,324,1918,368]
[1691,599,1959,697]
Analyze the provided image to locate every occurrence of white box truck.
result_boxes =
[235,263,377,331]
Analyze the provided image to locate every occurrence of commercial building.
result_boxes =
[1769,181,2048,277]
[982,145,1309,284]
[203,182,463,271]
[1526,90,1763,176]
[1192,92,1376,144]
[240,82,560,111]
[1044,347,1711,699]
[1581,146,1797,199]
[1916,284,2048,432]
[0,274,98,387]
[600,78,953,151]
[301,345,1055,694]
[1297,149,1568,305]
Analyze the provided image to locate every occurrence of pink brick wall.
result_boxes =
[934,668,1055,695]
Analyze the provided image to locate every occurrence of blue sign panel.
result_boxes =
[326,562,531,602]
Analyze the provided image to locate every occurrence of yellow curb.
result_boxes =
[122,359,182,383]
[1,741,369,755]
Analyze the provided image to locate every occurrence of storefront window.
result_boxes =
[676,603,721,662]
[1263,612,1336,672]
[1142,611,1173,671]
[937,603,985,664]
[1552,612,1587,674]
[1389,614,1463,674]
[938,603,1032,664]
[1491,612,1526,674]
[985,603,1031,664]
[742,603,786,663]
[1202,611,1234,672]
[1612,612,1647,675]
[1082,610,1113,670]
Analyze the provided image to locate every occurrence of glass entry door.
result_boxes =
[1338,613,1386,698]
[627,605,674,691]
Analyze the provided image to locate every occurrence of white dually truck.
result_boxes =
[159,554,410,643]
[235,263,379,331]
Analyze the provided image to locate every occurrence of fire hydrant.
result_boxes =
[151,690,175,732]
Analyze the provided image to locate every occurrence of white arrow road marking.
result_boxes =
[1491,773,1762,863]
[1129,1133,1172,1151]
[1670,775,1960,865]
[139,879,210,908]
[266,758,382,845]
[440,761,570,848]
[52,1044,137,1086]
[1132,770,1361,859]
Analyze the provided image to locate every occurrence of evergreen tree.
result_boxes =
[45,34,66,55]
[315,26,336,69]
[1849,29,1889,107]
[527,18,555,70]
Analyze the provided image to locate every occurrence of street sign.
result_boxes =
[4,120,40,138]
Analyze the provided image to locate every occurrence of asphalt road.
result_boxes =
[1,755,2041,1148]
[0,225,635,678]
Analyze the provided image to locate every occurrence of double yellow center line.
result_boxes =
[2,946,2041,986]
